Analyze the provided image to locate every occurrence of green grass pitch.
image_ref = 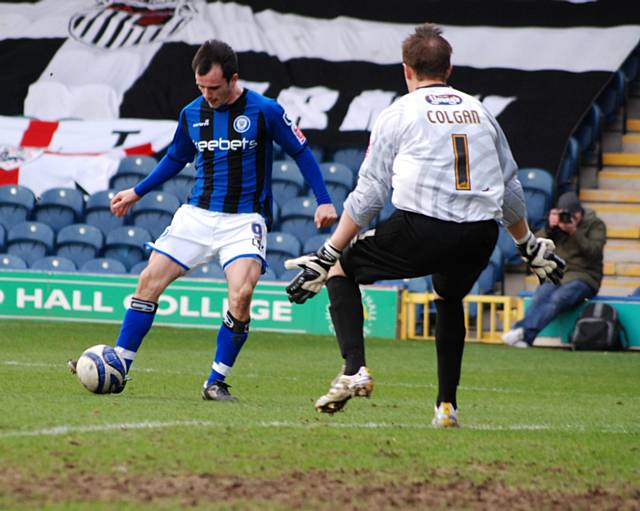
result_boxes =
[1,320,638,510]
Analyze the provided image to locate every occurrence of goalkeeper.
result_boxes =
[284,23,565,427]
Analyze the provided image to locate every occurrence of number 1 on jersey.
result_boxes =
[452,134,470,190]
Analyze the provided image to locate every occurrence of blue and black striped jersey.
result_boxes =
[163,89,312,226]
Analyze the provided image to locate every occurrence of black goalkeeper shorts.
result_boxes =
[340,210,499,301]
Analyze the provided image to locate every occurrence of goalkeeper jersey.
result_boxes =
[344,84,520,227]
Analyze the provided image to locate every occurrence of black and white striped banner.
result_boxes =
[1,0,639,175]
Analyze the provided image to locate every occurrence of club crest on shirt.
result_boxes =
[68,0,197,49]
[233,115,251,134]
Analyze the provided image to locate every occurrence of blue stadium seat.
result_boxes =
[272,160,305,203]
[276,268,300,281]
[280,196,318,243]
[129,260,148,275]
[303,234,327,254]
[0,224,5,252]
[0,253,28,270]
[103,226,152,270]
[597,70,626,127]
[557,136,580,196]
[260,266,277,280]
[0,185,36,229]
[186,262,226,279]
[80,257,127,275]
[266,231,301,277]
[271,200,280,230]
[56,223,104,267]
[332,147,365,175]
[131,191,180,239]
[31,255,77,272]
[33,187,85,232]
[517,168,554,230]
[320,162,353,205]
[622,43,640,85]
[574,103,603,168]
[497,226,521,266]
[407,277,431,293]
[117,155,157,175]
[162,161,196,203]
[7,221,55,266]
[85,189,124,236]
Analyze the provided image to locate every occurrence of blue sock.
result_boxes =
[115,297,157,372]
[206,311,249,385]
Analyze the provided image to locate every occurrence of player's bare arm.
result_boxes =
[111,188,140,217]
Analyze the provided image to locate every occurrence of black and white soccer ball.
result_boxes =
[75,344,127,394]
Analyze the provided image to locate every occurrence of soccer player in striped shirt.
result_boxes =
[70,40,337,401]
[285,24,564,427]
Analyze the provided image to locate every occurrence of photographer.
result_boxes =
[503,191,606,348]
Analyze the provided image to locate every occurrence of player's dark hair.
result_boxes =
[402,23,452,81]
[192,39,238,81]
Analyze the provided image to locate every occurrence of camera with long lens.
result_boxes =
[558,210,572,224]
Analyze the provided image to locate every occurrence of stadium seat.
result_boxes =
[574,103,603,168]
[279,196,318,243]
[272,200,280,230]
[116,155,157,175]
[266,231,301,277]
[622,43,640,86]
[55,223,104,267]
[0,185,36,230]
[103,226,152,270]
[109,155,157,191]
[261,266,277,280]
[517,168,555,231]
[129,260,148,275]
[31,255,77,272]
[33,187,85,232]
[80,257,127,275]
[186,262,226,279]
[131,191,180,239]
[596,69,626,127]
[0,224,5,252]
[407,276,431,293]
[85,189,124,236]
[0,253,28,270]
[162,161,196,203]
[303,233,327,254]
[320,162,353,204]
[332,147,365,175]
[557,136,580,196]
[272,160,305,203]
[7,221,55,266]
[276,268,300,281]
[497,226,522,266]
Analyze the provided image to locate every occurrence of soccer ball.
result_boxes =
[75,344,127,394]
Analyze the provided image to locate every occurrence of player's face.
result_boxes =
[196,65,237,109]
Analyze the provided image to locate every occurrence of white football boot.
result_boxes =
[432,402,459,428]
[314,366,373,414]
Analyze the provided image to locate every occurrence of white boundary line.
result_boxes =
[0,419,637,439]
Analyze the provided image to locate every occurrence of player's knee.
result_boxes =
[136,266,169,301]
[227,282,255,317]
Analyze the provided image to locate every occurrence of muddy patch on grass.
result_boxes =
[1,468,639,510]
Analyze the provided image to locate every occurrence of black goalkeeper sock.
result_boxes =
[434,298,466,410]
[326,276,365,376]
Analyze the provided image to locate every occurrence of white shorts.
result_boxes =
[147,205,267,272]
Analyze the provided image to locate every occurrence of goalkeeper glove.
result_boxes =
[284,241,342,304]
[517,231,566,286]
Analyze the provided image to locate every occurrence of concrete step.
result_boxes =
[627,118,640,132]
[582,202,640,225]
[607,226,640,239]
[580,188,640,203]
[597,169,640,190]
[603,261,640,277]
[602,153,640,167]
[524,275,640,296]
[622,133,640,153]
[604,240,640,263]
